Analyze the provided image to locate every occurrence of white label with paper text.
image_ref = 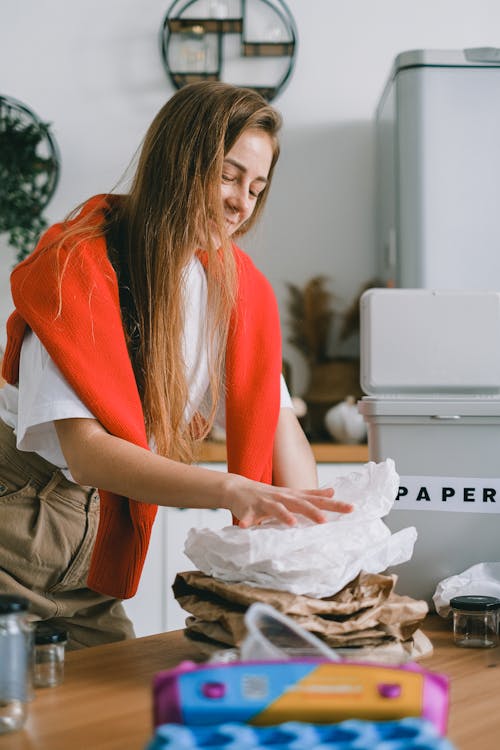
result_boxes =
[395,476,500,513]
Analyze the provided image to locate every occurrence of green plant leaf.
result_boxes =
[0,97,59,263]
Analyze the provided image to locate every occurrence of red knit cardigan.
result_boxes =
[1,196,282,599]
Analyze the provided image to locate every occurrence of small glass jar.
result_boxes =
[0,595,32,735]
[450,595,500,648]
[33,624,67,688]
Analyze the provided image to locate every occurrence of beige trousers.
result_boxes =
[0,419,135,649]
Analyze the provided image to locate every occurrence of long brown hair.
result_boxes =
[67,83,281,463]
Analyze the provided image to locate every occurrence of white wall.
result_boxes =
[1,0,498,389]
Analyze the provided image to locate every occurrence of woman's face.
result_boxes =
[220,128,274,237]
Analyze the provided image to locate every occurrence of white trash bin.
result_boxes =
[358,289,500,604]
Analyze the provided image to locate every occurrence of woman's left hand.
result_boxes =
[224,475,353,528]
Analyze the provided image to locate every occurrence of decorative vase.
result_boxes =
[324,396,367,444]
[303,359,363,440]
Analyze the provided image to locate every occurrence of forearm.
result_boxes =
[55,418,231,511]
[272,407,318,488]
[55,416,351,527]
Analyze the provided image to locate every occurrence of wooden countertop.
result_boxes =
[3,615,499,750]
[198,441,369,463]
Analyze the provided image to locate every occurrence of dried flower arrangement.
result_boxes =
[286,275,380,364]
[285,275,381,440]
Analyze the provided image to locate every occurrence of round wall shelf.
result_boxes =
[160,0,297,101]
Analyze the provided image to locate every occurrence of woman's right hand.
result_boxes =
[224,473,353,528]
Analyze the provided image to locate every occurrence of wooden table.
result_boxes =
[2,615,499,750]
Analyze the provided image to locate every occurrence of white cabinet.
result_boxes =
[164,503,232,631]
[124,460,364,636]
[123,463,230,636]
[122,505,168,637]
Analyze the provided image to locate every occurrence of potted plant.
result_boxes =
[0,96,60,263]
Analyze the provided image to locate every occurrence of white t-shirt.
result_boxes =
[0,257,292,481]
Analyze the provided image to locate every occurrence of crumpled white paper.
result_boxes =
[433,561,500,617]
[184,459,417,598]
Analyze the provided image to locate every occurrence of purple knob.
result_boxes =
[378,682,402,699]
[202,681,226,699]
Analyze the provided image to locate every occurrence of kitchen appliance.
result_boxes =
[375,48,500,289]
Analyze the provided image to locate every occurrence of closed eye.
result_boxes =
[250,186,266,199]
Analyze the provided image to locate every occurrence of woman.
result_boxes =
[0,82,352,648]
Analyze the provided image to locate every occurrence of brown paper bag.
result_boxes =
[173,570,397,617]
[173,570,428,650]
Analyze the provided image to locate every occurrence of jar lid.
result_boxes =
[35,623,68,645]
[450,595,500,611]
[0,594,29,614]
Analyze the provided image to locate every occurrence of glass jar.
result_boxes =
[0,595,32,735]
[450,595,500,648]
[34,624,67,688]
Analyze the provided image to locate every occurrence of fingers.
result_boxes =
[331,500,354,513]
[230,480,353,529]
[302,487,354,515]
[316,497,354,514]
[275,487,354,521]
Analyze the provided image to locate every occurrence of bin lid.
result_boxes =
[392,48,500,74]
[360,289,500,398]
[358,396,500,418]
[376,49,500,120]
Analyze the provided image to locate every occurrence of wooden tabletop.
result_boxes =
[2,615,499,750]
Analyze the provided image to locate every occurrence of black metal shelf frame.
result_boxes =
[160,0,297,101]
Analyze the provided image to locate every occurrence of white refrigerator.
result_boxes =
[375,48,500,289]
